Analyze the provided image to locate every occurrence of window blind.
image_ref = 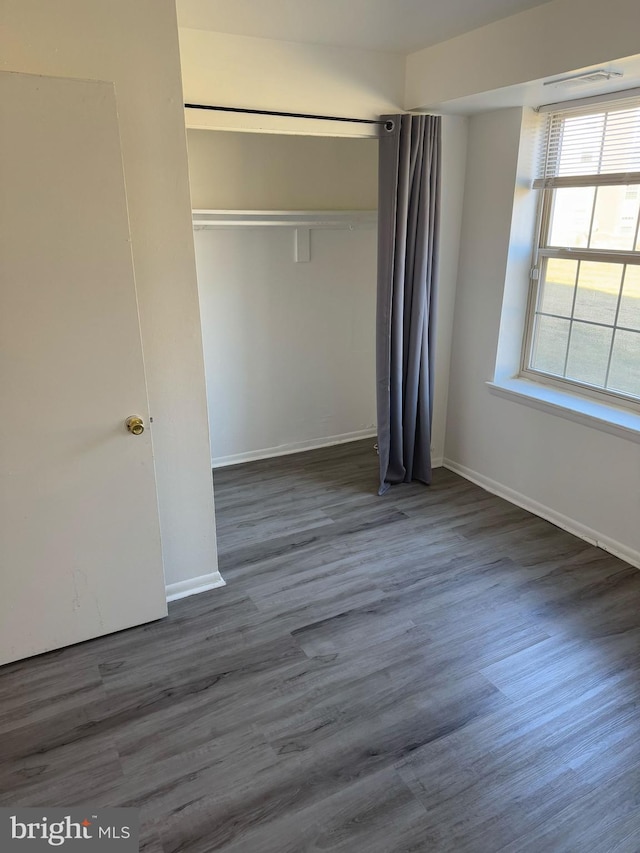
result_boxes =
[534,94,640,189]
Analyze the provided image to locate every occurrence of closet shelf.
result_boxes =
[192,209,377,229]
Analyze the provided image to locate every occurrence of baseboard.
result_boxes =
[443,458,640,571]
[165,571,226,603]
[431,456,444,468]
[212,428,378,469]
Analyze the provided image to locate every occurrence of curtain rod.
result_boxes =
[184,103,395,131]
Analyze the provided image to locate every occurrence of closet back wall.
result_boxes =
[187,130,377,210]
[188,130,378,466]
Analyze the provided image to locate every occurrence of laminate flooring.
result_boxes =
[2,439,640,852]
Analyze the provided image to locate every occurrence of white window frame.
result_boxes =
[520,99,640,413]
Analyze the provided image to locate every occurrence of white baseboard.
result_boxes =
[443,458,640,571]
[431,456,444,468]
[212,428,378,469]
[166,571,226,603]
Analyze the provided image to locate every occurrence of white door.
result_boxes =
[0,71,167,666]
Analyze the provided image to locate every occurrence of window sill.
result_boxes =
[486,377,640,443]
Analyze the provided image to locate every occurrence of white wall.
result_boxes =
[195,225,378,465]
[179,28,405,136]
[406,0,640,110]
[187,130,378,209]
[445,107,640,565]
[1,0,219,591]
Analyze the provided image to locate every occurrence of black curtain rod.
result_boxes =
[184,103,395,131]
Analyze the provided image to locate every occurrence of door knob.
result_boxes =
[126,416,145,435]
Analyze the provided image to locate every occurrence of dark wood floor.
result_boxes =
[2,439,640,852]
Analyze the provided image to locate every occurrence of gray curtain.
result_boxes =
[376,113,441,495]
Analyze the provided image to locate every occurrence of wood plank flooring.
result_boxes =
[2,439,640,851]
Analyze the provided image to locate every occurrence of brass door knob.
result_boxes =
[126,416,145,435]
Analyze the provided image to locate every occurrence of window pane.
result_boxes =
[539,258,577,317]
[618,265,640,331]
[573,261,623,325]
[607,330,640,398]
[548,187,595,248]
[531,315,570,376]
[589,185,640,251]
[532,109,640,404]
[565,322,613,387]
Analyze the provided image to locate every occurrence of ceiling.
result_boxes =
[176,0,552,55]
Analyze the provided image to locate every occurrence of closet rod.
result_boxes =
[184,103,395,131]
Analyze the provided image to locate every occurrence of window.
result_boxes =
[523,97,640,405]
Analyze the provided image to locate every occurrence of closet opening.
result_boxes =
[186,126,380,568]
